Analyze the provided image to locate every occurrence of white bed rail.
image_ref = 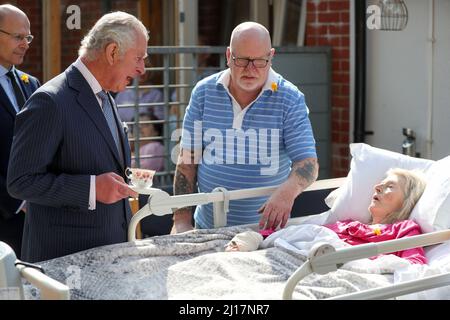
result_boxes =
[282,229,450,300]
[127,177,346,241]
[0,242,70,300]
[329,272,450,300]
[17,263,70,300]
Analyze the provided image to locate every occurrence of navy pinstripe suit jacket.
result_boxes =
[7,64,133,262]
[0,69,40,220]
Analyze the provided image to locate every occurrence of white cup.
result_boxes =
[125,167,156,189]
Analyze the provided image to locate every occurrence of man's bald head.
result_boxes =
[226,21,274,101]
[0,4,28,27]
[0,4,31,68]
[230,22,272,52]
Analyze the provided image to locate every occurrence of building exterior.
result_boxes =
[10,0,352,178]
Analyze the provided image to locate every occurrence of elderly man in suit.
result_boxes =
[0,4,40,258]
[7,11,146,262]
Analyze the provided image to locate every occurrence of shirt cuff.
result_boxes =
[15,201,26,214]
[89,175,96,211]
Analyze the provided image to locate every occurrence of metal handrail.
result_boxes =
[127,177,346,242]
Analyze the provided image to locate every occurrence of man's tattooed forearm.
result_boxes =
[174,170,196,212]
[293,159,318,185]
[174,170,194,195]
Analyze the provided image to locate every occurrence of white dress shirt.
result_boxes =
[0,65,21,113]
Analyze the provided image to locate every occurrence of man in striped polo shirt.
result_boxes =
[171,21,319,233]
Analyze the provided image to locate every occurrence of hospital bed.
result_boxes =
[127,179,450,300]
[2,174,449,300]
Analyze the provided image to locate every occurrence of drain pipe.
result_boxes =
[349,0,355,143]
[426,0,435,159]
[353,0,371,142]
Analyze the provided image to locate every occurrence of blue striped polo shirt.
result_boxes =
[180,68,317,228]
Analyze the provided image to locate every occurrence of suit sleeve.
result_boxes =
[7,91,90,210]
[0,175,21,220]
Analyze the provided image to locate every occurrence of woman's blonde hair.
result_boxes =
[379,168,427,224]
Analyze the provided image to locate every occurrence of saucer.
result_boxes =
[129,185,160,195]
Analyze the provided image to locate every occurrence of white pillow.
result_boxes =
[325,143,435,228]
[324,187,340,208]
[410,155,450,232]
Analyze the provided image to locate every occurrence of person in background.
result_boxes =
[131,113,164,172]
[7,11,147,262]
[115,61,164,122]
[0,4,40,258]
[226,168,428,265]
[171,21,318,234]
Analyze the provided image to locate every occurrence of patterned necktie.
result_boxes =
[6,70,26,111]
[97,90,123,164]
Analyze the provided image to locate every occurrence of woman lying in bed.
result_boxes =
[226,168,428,265]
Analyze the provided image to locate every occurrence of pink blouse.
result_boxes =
[324,219,427,264]
[132,142,164,172]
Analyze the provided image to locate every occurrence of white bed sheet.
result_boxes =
[21,210,449,300]
[22,223,396,300]
[395,240,450,300]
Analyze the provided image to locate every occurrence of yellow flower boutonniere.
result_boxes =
[21,74,29,84]
[271,82,278,92]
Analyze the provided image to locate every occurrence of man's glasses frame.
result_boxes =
[0,29,34,44]
[230,53,271,68]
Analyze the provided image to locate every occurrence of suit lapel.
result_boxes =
[66,66,124,169]
[0,84,17,119]
[110,96,131,167]
[13,69,32,100]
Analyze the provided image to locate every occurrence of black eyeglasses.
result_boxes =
[0,29,34,44]
[231,53,271,68]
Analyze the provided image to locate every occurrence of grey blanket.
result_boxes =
[24,226,393,300]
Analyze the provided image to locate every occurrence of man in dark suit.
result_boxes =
[7,11,147,262]
[0,4,40,258]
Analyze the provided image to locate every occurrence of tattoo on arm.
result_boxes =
[174,149,198,214]
[173,170,195,215]
[174,170,195,195]
[292,158,319,186]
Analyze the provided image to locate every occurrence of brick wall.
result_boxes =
[60,0,102,73]
[15,0,42,81]
[60,0,138,72]
[198,0,221,46]
[305,0,350,178]
[12,0,139,81]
